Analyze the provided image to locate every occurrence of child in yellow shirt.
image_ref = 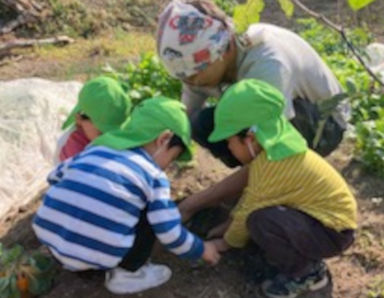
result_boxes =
[206,79,357,298]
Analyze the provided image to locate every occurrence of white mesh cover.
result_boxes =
[0,78,81,219]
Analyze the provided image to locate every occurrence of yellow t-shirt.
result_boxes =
[224,150,357,248]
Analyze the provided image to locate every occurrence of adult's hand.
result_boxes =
[179,166,249,222]
[207,218,232,239]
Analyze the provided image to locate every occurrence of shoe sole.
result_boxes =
[261,275,329,298]
[309,274,329,291]
[105,271,172,295]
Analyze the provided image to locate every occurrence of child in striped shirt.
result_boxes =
[184,79,357,298]
[54,76,132,163]
[33,97,221,295]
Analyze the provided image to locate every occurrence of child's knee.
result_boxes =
[246,206,285,239]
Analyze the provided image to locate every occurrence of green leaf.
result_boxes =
[0,276,10,292]
[278,0,294,18]
[346,78,357,93]
[233,0,265,33]
[28,275,54,296]
[9,274,20,298]
[1,245,24,267]
[29,253,56,274]
[214,0,238,15]
[0,286,12,298]
[313,119,327,149]
[347,0,376,11]
[317,93,349,117]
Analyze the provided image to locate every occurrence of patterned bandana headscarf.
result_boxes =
[157,0,231,79]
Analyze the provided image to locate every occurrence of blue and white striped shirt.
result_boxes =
[32,146,204,271]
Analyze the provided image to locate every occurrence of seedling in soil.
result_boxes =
[0,243,57,298]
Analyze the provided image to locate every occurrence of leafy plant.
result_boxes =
[104,53,182,105]
[356,117,384,177]
[0,243,57,298]
[214,0,238,16]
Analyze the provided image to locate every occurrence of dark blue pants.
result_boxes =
[247,206,354,277]
[119,209,155,271]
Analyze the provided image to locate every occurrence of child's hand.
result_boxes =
[202,241,221,265]
[210,238,231,253]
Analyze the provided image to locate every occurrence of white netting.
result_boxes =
[0,78,81,219]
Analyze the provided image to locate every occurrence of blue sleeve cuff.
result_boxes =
[178,236,204,260]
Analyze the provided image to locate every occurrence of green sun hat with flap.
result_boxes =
[62,76,132,133]
[209,79,308,161]
[92,96,193,161]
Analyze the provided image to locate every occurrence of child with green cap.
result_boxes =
[33,97,221,295]
[54,76,131,162]
[192,79,357,298]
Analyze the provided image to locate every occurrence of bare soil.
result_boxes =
[1,1,384,297]
[1,140,384,298]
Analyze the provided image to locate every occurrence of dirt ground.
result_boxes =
[1,140,384,298]
[1,1,384,297]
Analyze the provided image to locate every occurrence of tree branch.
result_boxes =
[0,35,74,58]
[2,0,42,16]
[0,0,45,35]
[291,0,384,87]
[0,54,23,67]
[0,14,33,35]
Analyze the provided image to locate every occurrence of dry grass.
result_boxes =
[0,30,155,80]
[35,30,154,60]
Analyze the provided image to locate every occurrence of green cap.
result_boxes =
[209,79,308,161]
[62,76,132,133]
[92,96,193,161]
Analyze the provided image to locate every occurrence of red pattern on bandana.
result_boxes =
[193,48,211,63]
[169,14,213,45]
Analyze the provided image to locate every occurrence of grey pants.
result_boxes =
[247,206,354,278]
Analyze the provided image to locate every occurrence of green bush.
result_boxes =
[356,118,384,176]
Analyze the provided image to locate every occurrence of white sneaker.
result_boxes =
[105,263,172,294]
